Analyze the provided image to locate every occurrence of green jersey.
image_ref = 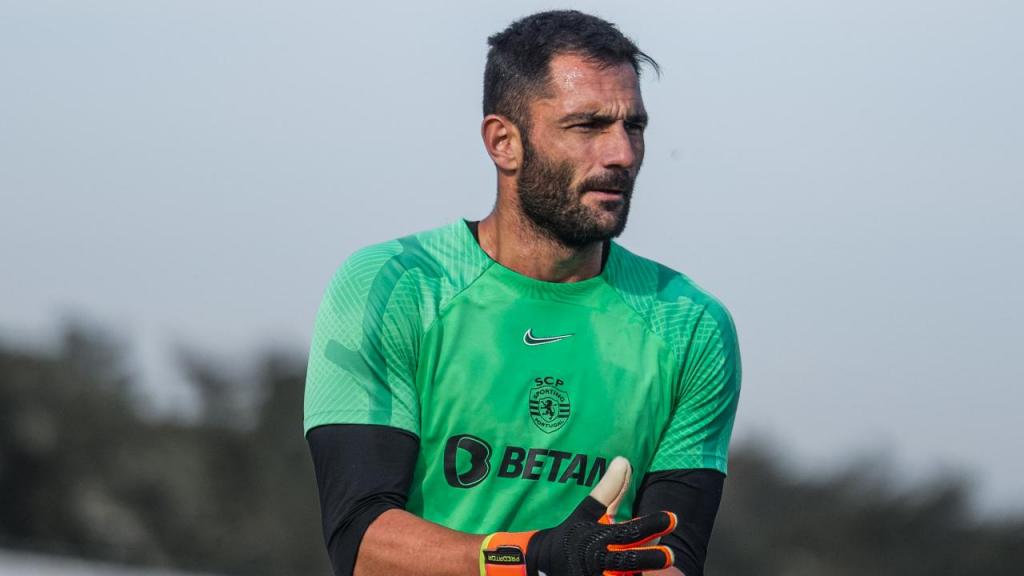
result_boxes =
[304,221,740,533]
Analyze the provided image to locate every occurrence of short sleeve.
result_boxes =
[303,242,423,436]
[649,304,741,474]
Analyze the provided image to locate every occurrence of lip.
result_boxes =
[584,189,625,199]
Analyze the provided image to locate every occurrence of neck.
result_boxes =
[477,204,605,283]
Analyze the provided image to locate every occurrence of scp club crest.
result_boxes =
[529,376,571,433]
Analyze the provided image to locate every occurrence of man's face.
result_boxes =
[516,53,647,248]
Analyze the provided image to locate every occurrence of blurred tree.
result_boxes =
[1,321,1021,575]
[0,323,328,575]
[708,443,1024,575]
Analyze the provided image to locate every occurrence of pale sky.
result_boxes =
[2,1,1022,514]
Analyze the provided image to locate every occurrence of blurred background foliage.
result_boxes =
[1,323,1022,576]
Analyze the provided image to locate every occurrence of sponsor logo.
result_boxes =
[497,447,607,486]
[529,376,570,433]
[523,328,574,346]
[441,434,609,489]
[443,434,491,488]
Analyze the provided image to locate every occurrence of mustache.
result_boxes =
[577,170,635,195]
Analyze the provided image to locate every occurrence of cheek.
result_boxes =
[541,143,594,185]
[569,141,605,177]
[632,135,646,162]
[549,136,594,163]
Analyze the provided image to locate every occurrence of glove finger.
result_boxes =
[607,511,677,547]
[601,545,675,573]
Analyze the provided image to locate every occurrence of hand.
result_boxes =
[481,457,677,576]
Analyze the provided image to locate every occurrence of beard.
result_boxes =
[516,138,636,249]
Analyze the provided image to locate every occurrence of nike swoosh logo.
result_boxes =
[523,328,574,346]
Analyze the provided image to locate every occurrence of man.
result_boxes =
[304,10,740,576]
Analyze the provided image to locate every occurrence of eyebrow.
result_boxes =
[559,111,649,126]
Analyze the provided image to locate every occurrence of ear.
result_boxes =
[481,114,522,172]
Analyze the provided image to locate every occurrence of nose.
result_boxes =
[600,122,640,171]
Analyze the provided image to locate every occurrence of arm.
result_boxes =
[307,424,484,576]
[309,426,562,576]
[642,302,741,576]
[357,510,483,576]
[305,250,490,576]
[634,469,726,576]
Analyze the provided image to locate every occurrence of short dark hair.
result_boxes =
[483,10,659,132]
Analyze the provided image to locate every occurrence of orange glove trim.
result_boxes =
[481,531,536,576]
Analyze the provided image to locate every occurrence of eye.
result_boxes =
[625,121,646,134]
[570,122,599,132]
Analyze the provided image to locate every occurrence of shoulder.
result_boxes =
[604,242,738,351]
[323,221,492,319]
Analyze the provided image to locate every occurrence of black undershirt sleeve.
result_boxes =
[633,469,726,576]
[306,424,419,576]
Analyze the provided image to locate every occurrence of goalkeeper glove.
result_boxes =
[480,456,676,576]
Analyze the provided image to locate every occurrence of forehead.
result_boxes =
[534,53,644,116]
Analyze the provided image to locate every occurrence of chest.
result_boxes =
[415,296,677,477]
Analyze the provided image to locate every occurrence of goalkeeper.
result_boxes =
[304,10,741,576]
